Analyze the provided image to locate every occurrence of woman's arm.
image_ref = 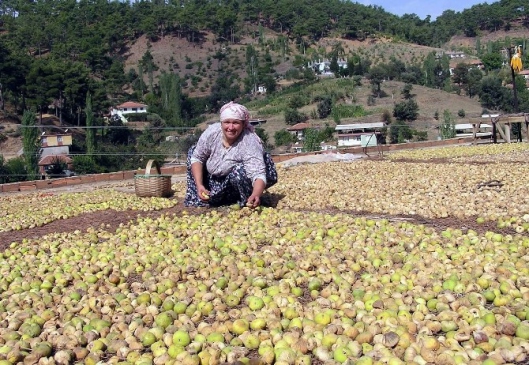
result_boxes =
[189,125,218,200]
[246,178,266,207]
[191,161,210,200]
[242,133,268,207]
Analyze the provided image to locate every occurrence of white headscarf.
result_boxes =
[219,102,253,132]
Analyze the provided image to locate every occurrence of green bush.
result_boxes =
[72,156,102,175]
[331,104,368,120]
[5,157,27,183]
[287,94,310,109]
[284,108,308,125]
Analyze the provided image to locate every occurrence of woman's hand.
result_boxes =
[246,194,260,208]
[246,178,266,208]
[197,185,210,201]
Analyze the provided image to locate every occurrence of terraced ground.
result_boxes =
[1,143,529,365]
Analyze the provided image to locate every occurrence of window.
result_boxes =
[57,136,63,143]
[41,137,47,145]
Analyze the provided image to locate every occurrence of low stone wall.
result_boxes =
[0,137,475,193]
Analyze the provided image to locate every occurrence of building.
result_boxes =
[115,101,148,114]
[454,123,493,138]
[449,59,485,75]
[38,155,73,176]
[40,133,73,157]
[320,141,337,151]
[109,101,149,123]
[445,51,466,59]
[291,142,303,153]
[287,122,313,141]
[308,59,348,76]
[335,122,385,147]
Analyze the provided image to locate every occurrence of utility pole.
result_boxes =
[507,45,522,142]
[507,46,519,113]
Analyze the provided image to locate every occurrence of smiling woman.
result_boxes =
[184,102,278,208]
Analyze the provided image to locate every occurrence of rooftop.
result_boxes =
[38,155,73,166]
[117,101,148,109]
[286,123,312,131]
[335,122,385,131]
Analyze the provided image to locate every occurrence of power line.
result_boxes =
[16,125,198,130]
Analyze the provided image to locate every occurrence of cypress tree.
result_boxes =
[85,92,95,161]
[21,110,39,180]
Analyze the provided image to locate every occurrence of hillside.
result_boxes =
[121,30,487,141]
[1,22,524,160]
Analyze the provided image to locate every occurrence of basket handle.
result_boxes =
[144,159,162,176]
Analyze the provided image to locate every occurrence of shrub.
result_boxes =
[317,97,333,119]
[72,156,102,175]
[274,129,296,147]
[288,94,309,109]
[5,157,27,182]
[284,108,308,125]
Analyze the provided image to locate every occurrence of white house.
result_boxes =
[445,51,466,59]
[308,59,348,76]
[320,141,337,151]
[108,101,149,123]
[115,101,148,114]
[335,122,385,147]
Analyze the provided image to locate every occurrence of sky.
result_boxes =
[356,0,499,20]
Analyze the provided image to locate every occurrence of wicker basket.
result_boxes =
[134,160,173,198]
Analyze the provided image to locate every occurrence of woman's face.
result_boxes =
[221,119,244,143]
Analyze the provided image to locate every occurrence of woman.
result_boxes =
[184,102,277,208]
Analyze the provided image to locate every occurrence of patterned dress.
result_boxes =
[184,123,278,207]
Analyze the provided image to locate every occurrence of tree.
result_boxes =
[85,92,95,161]
[159,72,183,127]
[0,155,8,184]
[368,65,387,97]
[401,83,415,100]
[439,110,456,139]
[208,72,241,112]
[21,110,39,180]
[284,108,307,125]
[25,60,62,122]
[393,99,419,121]
[481,52,504,72]
[47,156,67,177]
[5,157,26,183]
[467,68,483,98]
[478,76,508,111]
[389,120,413,144]
[317,97,332,119]
[106,115,132,145]
[303,128,319,152]
[254,127,272,150]
[274,129,295,147]
[452,63,469,92]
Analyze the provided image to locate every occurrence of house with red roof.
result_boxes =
[116,101,148,114]
[38,155,73,176]
[286,122,314,140]
[108,101,149,123]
